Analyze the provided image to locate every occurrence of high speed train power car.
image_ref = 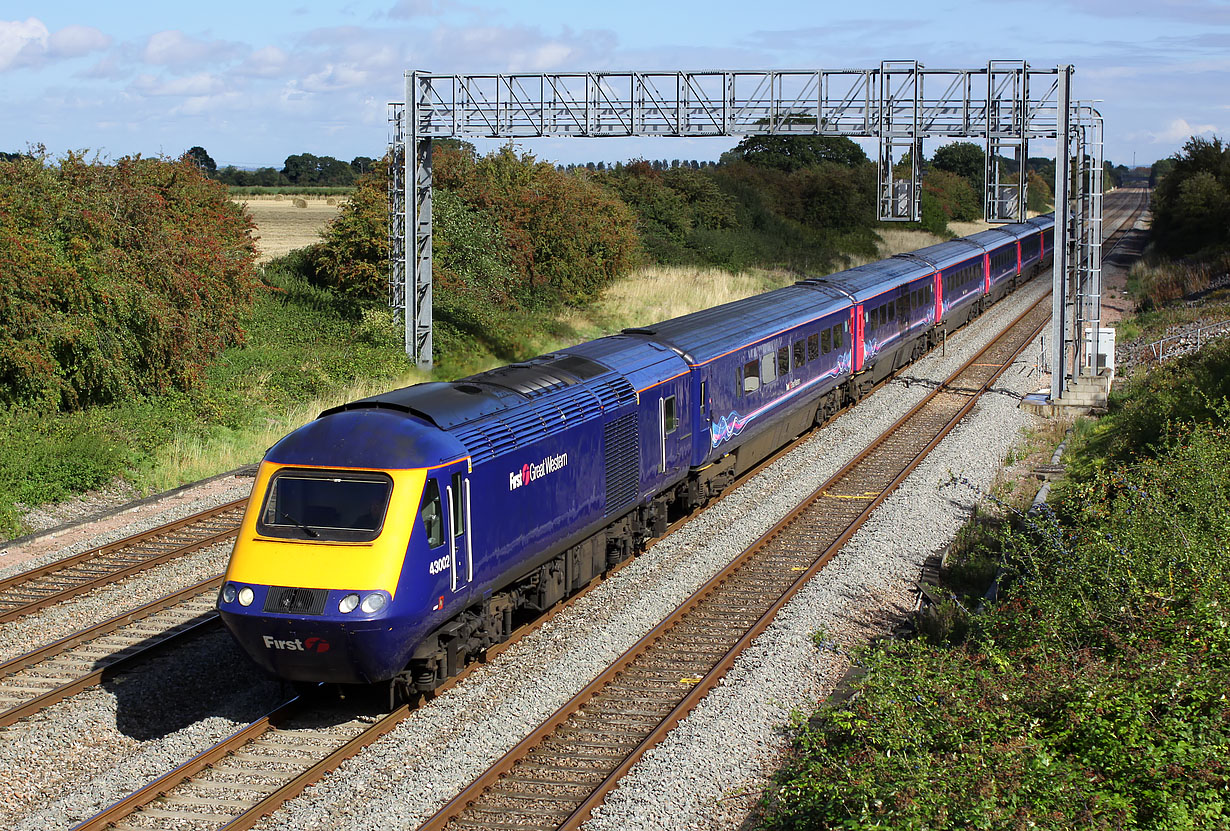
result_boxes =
[217,215,1054,699]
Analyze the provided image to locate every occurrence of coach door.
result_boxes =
[658,386,688,475]
[444,468,473,593]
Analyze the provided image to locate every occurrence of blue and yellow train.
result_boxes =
[218,215,1054,698]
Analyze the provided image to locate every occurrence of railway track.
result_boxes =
[411,286,1055,831]
[57,193,1145,829]
[0,578,222,727]
[0,500,244,624]
[71,288,1054,831]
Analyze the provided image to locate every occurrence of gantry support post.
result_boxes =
[407,71,434,370]
[1050,66,1072,403]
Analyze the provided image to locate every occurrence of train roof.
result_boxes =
[965,227,1024,249]
[267,407,467,470]
[901,238,986,271]
[806,256,934,303]
[317,343,682,463]
[607,282,853,366]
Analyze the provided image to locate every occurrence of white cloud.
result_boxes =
[1,18,111,71]
[301,63,370,92]
[239,45,290,78]
[132,71,227,97]
[1149,117,1219,144]
[143,30,241,68]
[172,90,244,117]
[1,18,49,70]
[48,25,111,58]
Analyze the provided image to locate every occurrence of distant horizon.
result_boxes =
[5,1,1224,170]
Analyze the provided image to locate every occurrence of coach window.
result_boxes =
[761,353,777,384]
[664,395,677,433]
[834,324,844,349]
[821,329,831,354]
[743,358,760,393]
[808,333,820,361]
[793,339,806,369]
[451,472,465,538]
[777,346,789,377]
[420,479,444,549]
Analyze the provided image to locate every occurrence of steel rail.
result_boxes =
[68,573,613,831]
[70,193,1146,831]
[0,577,223,727]
[413,294,1054,831]
[0,499,245,624]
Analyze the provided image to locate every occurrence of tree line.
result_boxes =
[185,146,375,187]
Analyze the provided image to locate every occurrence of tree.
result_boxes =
[1151,136,1230,256]
[351,156,376,174]
[931,142,984,196]
[185,146,216,175]
[731,134,869,172]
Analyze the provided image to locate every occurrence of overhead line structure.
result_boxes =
[388,62,1102,403]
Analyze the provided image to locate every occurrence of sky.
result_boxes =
[2,0,1226,170]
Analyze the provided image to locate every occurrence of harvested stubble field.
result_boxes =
[239,195,346,262]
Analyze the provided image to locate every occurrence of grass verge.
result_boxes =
[0,219,959,540]
[759,342,1230,830]
[0,254,422,538]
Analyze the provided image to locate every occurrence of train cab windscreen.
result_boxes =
[257,470,393,541]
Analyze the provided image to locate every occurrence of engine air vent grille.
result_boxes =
[603,413,640,516]
[264,586,328,616]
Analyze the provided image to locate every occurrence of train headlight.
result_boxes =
[238,587,255,607]
[338,593,360,614]
[361,593,387,614]
[221,584,237,604]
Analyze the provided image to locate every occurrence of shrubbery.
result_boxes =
[1151,136,1230,257]
[762,346,1230,830]
[0,151,258,411]
[307,145,640,365]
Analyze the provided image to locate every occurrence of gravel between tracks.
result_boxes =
[245,280,1054,831]
[2,282,1055,831]
[0,479,281,830]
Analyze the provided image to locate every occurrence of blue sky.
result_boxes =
[2,0,1226,169]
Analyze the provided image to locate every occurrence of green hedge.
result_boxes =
[763,346,1230,830]
[0,152,259,411]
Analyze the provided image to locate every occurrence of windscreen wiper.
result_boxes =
[280,510,319,538]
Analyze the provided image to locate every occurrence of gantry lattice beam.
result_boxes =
[389,62,1102,404]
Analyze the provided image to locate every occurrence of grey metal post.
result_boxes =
[408,71,434,370]
[1050,66,1071,403]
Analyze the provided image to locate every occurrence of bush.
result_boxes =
[0,150,258,411]
[763,356,1230,829]
[437,144,640,309]
[1151,136,1230,257]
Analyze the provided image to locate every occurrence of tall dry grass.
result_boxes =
[547,265,799,350]
[948,219,994,237]
[142,370,426,492]
[843,228,949,268]
[1129,255,1230,308]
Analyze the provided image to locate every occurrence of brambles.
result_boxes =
[763,350,1230,830]
[0,150,258,412]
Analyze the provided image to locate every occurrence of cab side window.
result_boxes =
[420,478,444,548]
[742,358,760,393]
